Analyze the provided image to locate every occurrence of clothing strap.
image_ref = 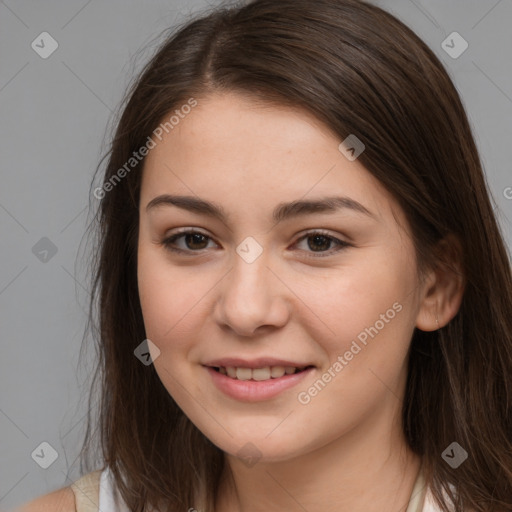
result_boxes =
[69,466,429,512]
[406,464,428,512]
[70,470,103,512]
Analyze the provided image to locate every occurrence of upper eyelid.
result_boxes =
[165,228,344,241]
[163,229,349,251]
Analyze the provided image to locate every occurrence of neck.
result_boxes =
[215,406,422,512]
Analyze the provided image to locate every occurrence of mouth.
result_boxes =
[204,363,315,401]
[209,365,315,381]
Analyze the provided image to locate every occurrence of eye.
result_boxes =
[161,230,216,254]
[293,230,351,257]
[160,229,351,257]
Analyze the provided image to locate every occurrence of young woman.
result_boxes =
[19,0,512,511]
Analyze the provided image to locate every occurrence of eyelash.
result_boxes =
[160,229,351,258]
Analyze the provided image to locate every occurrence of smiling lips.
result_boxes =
[203,358,315,401]
[203,358,314,381]
[215,365,308,380]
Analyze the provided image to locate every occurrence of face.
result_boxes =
[137,91,427,463]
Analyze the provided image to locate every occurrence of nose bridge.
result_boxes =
[229,233,271,289]
[229,242,272,306]
[214,239,289,335]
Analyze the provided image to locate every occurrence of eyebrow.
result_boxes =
[145,194,377,223]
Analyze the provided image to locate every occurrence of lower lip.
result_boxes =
[204,366,314,402]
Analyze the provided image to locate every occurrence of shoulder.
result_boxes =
[16,486,76,512]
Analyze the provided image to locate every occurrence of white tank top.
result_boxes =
[98,466,130,512]
[96,464,445,512]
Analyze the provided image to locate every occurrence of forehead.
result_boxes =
[140,92,402,227]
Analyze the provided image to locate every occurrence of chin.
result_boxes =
[200,427,310,465]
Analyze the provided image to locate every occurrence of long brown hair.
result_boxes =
[79,0,512,510]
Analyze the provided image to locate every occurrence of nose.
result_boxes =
[213,250,291,337]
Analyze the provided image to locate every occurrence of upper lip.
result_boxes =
[203,357,314,369]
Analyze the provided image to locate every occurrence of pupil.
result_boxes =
[308,235,330,251]
[183,234,331,251]
[186,233,207,250]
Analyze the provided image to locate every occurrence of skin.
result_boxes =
[16,487,75,511]
[137,91,464,512]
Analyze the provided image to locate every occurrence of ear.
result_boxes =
[415,234,465,332]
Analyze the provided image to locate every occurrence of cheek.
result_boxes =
[137,246,201,349]
[298,248,416,358]
[290,269,415,434]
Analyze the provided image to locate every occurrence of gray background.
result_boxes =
[1,0,511,509]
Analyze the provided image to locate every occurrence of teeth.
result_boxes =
[236,367,252,381]
[251,367,270,380]
[218,365,307,381]
[270,366,286,378]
